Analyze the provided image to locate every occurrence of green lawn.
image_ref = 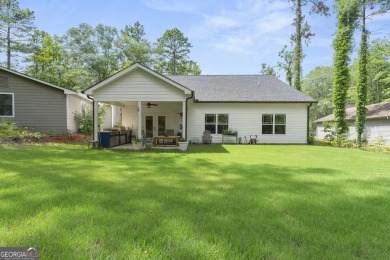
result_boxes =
[1,144,390,259]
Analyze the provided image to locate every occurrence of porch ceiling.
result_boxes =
[99,101,184,108]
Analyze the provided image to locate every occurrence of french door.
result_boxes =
[144,115,166,138]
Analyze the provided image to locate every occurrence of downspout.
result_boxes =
[87,95,95,138]
[307,103,313,144]
[185,91,194,139]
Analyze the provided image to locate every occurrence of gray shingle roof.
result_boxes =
[315,101,390,122]
[167,75,316,102]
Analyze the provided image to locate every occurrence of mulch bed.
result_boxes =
[41,134,90,144]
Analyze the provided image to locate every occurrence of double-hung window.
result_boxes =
[205,114,229,134]
[0,93,14,117]
[262,114,286,134]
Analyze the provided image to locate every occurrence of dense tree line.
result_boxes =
[302,36,390,131]
[261,0,390,145]
[2,0,390,145]
[0,0,201,91]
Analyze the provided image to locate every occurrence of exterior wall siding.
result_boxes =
[102,105,113,129]
[187,102,309,144]
[316,119,390,144]
[67,95,92,132]
[93,68,188,102]
[122,102,183,138]
[0,70,67,133]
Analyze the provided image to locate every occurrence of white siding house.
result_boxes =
[315,102,390,144]
[84,63,316,144]
[187,102,308,144]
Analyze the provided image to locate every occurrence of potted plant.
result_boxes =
[222,128,238,135]
[133,138,143,150]
[222,129,238,143]
[145,139,153,149]
[178,137,189,151]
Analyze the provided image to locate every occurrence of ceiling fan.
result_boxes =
[146,102,158,108]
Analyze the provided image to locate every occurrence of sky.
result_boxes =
[17,0,390,81]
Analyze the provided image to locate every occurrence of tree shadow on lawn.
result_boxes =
[1,145,390,258]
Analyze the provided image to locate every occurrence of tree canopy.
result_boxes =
[0,0,35,69]
[155,28,200,75]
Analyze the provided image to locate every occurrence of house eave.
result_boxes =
[0,66,79,95]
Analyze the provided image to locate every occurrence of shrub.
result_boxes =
[0,118,18,131]
[0,119,43,143]
[371,135,387,146]
[74,106,107,135]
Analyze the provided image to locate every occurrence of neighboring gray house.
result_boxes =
[84,63,316,144]
[0,67,91,133]
[315,102,390,144]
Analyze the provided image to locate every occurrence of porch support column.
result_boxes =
[137,101,142,138]
[93,100,99,141]
[182,101,186,139]
[111,105,115,128]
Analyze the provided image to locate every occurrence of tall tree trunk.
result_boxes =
[376,79,380,102]
[293,0,303,91]
[355,0,368,147]
[7,25,11,69]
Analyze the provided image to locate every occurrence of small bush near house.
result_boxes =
[74,106,107,135]
[0,119,42,143]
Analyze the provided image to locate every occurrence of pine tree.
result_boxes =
[288,0,329,91]
[0,0,35,69]
[155,28,199,75]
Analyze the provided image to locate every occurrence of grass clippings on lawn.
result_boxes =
[0,144,390,259]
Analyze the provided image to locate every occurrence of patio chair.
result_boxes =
[202,130,213,144]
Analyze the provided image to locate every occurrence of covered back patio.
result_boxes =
[83,63,192,147]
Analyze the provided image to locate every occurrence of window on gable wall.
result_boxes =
[262,114,286,134]
[205,114,229,134]
[0,93,14,117]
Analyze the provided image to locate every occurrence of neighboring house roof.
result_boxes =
[314,102,390,122]
[167,75,316,103]
[83,63,192,95]
[0,66,90,101]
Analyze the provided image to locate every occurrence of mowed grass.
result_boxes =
[0,144,390,259]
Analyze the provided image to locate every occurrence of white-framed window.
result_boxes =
[262,114,286,134]
[0,93,14,117]
[205,114,229,134]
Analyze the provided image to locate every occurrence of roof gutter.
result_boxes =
[193,100,318,104]
[185,91,194,139]
[87,95,96,140]
[307,103,313,144]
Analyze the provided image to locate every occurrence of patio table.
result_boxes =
[153,136,179,147]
